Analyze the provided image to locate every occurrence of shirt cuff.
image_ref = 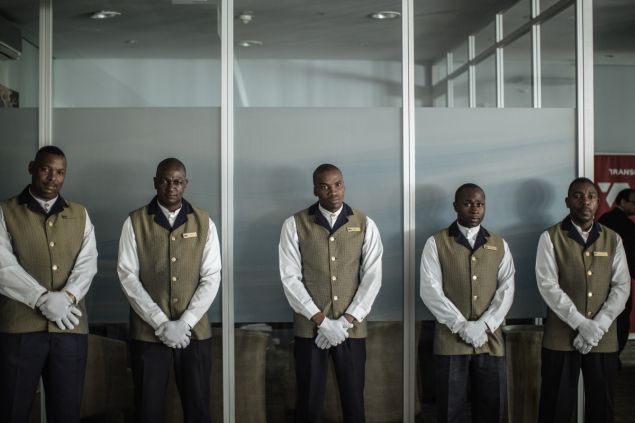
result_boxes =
[180,311,200,329]
[303,303,321,321]
[344,305,367,322]
[27,286,48,309]
[151,312,170,330]
[483,316,499,333]
[594,313,613,332]
[567,311,586,330]
[450,317,467,333]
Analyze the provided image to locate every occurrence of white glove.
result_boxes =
[337,316,354,331]
[459,321,488,346]
[573,334,593,354]
[54,306,82,330]
[315,333,331,350]
[577,319,604,346]
[473,332,488,348]
[155,320,192,349]
[317,317,349,346]
[37,291,74,324]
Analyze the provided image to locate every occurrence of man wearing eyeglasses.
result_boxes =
[117,158,221,423]
[598,188,635,359]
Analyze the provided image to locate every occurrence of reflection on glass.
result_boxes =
[476,55,496,107]
[235,0,404,421]
[541,6,575,108]
[453,71,469,107]
[503,0,530,36]
[0,0,39,198]
[432,57,447,85]
[452,41,469,71]
[475,21,496,57]
[504,33,532,108]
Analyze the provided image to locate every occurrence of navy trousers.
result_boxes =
[0,332,88,423]
[538,348,618,423]
[294,336,366,423]
[131,338,213,423]
[434,353,507,423]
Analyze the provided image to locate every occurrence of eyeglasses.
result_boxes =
[156,178,187,187]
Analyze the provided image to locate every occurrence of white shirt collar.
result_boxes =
[457,222,480,248]
[158,202,182,227]
[318,203,343,228]
[571,220,592,242]
[28,188,58,213]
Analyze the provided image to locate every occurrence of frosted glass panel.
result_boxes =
[0,110,38,200]
[415,108,576,319]
[234,108,402,322]
[54,108,222,322]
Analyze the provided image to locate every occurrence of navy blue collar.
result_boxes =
[448,220,491,252]
[560,216,601,250]
[308,202,354,234]
[147,196,194,232]
[18,186,68,216]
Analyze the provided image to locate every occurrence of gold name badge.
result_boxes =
[183,232,198,238]
[593,251,608,257]
[484,245,498,250]
[347,227,361,232]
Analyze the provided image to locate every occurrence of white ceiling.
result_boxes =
[0,0,633,64]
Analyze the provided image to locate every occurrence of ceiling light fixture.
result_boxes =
[238,11,254,24]
[90,10,122,20]
[237,40,263,48]
[368,11,401,20]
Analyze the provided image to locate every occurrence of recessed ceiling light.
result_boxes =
[368,11,401,20]
[125,39,138,45]
[237,40,263,48]
[90,10,122,20]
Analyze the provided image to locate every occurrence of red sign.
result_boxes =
[594,154,635,217]
[594,154,635,332]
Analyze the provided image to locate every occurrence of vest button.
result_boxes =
[52,265,58,271]
[333,296,338,301]
[172,276,177,282]
[471,256,476,261]
[587,311,593,317]
[331,276,337,281]
[472,275,477,280]
[171,257,177,262]
[48,221,53,227]
[171,236,176,241]
[49,241,55,247]
[173,298,178,303]
[329,237,335,242]
[331,256,336,261]
[588,292,593,297]
[585,252,590,257]
[587,270,592,276]
[473,295,478,301]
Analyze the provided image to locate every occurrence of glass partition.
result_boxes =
[52,1,222,419]
[541,5,575,108]
[234,1,404,421]
[0,0,39,199]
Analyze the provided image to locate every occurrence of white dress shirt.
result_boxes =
[0,193,98,308]
[279,204,383,322]
[536,220,630,331]
[117,203,222,330]
[420,223,516,333]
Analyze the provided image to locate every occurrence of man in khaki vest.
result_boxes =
[117,158,221,423]
[420,183,515,423]
[0,146,98,423]
[536,177,630,423]
[279,163,383,423]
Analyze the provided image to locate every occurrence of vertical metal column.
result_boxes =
[577,0,594,179]
[402,0,416,421]
[38,0,52,147]
[532,0,542,108]
[468,35,476,107]
[220,0,235,422]
[495,13,504,108]
[446,53,454,107]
